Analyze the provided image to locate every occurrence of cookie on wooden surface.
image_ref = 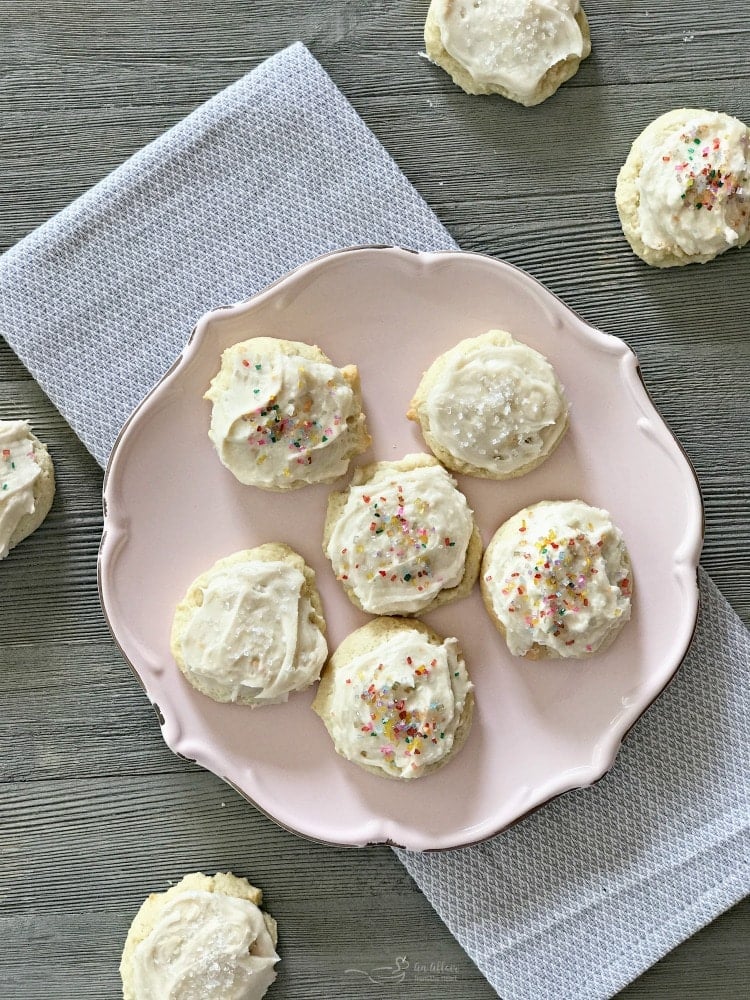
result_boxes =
[120,871,279,1000]
[0,419,55,560]
[615,108,750,267]
[424,0,591,106]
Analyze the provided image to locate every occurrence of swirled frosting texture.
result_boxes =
[326,459,475,614]
[416,330,567,477]
[206,338,369,489]
[178,557,327,704]
[0,420,41,559]
[434,0,587,102]
[320,630,471,779]
[482,500,632,657]
[636,111,750,259]
[131,890,278,1000]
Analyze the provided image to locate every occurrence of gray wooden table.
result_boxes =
[2,2,748,997]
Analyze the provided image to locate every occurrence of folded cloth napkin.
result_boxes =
[0,42,747,1000]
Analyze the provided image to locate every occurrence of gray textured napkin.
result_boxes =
[0,42,747,1000]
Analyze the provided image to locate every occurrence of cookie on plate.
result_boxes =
[615,108,750,267]
[408,330,568,480]
[205,337,370,490]
[424,0,591,106]
[323,453,482,616]
[481,499,632,658]
[312,617,473,781]
[0,419,55,560]
[171,543,328,705]
[120,871,279,1000]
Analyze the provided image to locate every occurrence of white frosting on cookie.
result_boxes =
[423,331,567,475]
[206,345,362,488]
[434,0,586,101]
[637,111,750,258]
[483,500,631,657]
[180,560,327,703]
[0,420,41,559]
[131,890,278,1000]
[323,632,471,779]
[327,462,474,614]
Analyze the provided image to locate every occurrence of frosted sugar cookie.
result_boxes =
[312,617,473,780]
[408,330,568,479]
[0,419,55,560]
[481,500,632,658]
[424,0,591,106]
[205,337,370,490]
[171,543,327,705]
[615,109,750,267]
[120,871,279,1000]
[323,453,482,616]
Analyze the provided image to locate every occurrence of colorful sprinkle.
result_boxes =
[494,524,615,649]
[675,127,740,212]
[350,653,461,766]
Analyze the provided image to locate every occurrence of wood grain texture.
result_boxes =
[1,1,748,997]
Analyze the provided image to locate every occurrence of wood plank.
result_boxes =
[1,1,748,998]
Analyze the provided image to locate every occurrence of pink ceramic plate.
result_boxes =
[99,248,703,851]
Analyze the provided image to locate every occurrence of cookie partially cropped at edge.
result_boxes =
[171,542,328,706]
[408,330,568,480]
[481,499,632,659]
[120,871,279,1000]
[424,0,591,106]
[312,617,474,781]
[615,108,750,267]
[205,336,371,490]
[0,419,55,560]
[323,453,482,616]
